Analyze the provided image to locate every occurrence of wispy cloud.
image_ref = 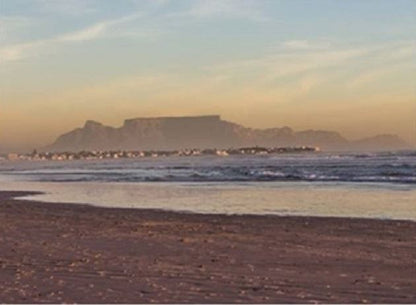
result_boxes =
[192,0,266,20]
[200,39,416,102]
[346,42,416,89]
[0,0,269,65]
[58,12,145,42]
[0,41,46,64]
[58,23,107,42]
[167,0,269,23]
[0,12,146,64]
[206,46,368,81]
[59,40,406,108]
[280,40,331,51]
[130,0,171,9]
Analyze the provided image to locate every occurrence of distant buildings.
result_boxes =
[7,153,19,161]
[4,146,320,162]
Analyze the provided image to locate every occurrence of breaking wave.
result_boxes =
[1,151,416,185]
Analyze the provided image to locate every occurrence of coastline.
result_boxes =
[1,191,415,303]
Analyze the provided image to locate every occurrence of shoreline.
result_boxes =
[1,191,415,303]
[8,189,416,223]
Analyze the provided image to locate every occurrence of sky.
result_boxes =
[1,0,415,152]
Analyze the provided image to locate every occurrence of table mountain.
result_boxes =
[44,115,410,152]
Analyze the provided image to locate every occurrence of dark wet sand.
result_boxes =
[0,191,415,304]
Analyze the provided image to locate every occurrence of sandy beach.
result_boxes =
[0,191,415,303]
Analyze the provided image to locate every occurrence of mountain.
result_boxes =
[351,134,410,151]
[44,115,410,152]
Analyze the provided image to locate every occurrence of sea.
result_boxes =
[1,151,416,221]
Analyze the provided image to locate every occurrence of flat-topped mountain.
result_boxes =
[45,115,411,152]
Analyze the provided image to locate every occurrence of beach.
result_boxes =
[0,191,415,304]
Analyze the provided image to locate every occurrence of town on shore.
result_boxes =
[2,146,319,161]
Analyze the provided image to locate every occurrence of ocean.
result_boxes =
[1,151,416,220]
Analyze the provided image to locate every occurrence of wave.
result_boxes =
[1,153,416,185]
[8,168,415,184]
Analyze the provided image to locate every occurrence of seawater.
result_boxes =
[1,152,415,220]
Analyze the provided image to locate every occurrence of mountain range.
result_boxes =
[45,115,411,152]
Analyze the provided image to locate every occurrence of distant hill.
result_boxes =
[44,115,411,152]
[351,134,410,151]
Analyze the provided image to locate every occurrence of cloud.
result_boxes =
[207,40,415,83]
[0,0,268,65]
[168,0,269,23]
[65,40,404,110]
[346,42,416,89]
[0,44,26,63]
[281,40,331,50]
[206,46,368,82]
[195,39,416,106]
[0,12,146,64]
[130,0,171,9]
[0,41,46,64]
[58,23,107,42]
[58,12,145,42]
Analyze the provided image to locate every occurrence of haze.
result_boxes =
[1,0,415,152]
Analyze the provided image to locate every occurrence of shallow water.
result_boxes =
[1,152,416,220]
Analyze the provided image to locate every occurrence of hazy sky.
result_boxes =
[1,0,415,151]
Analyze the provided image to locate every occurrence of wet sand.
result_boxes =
[0,191,415,303]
